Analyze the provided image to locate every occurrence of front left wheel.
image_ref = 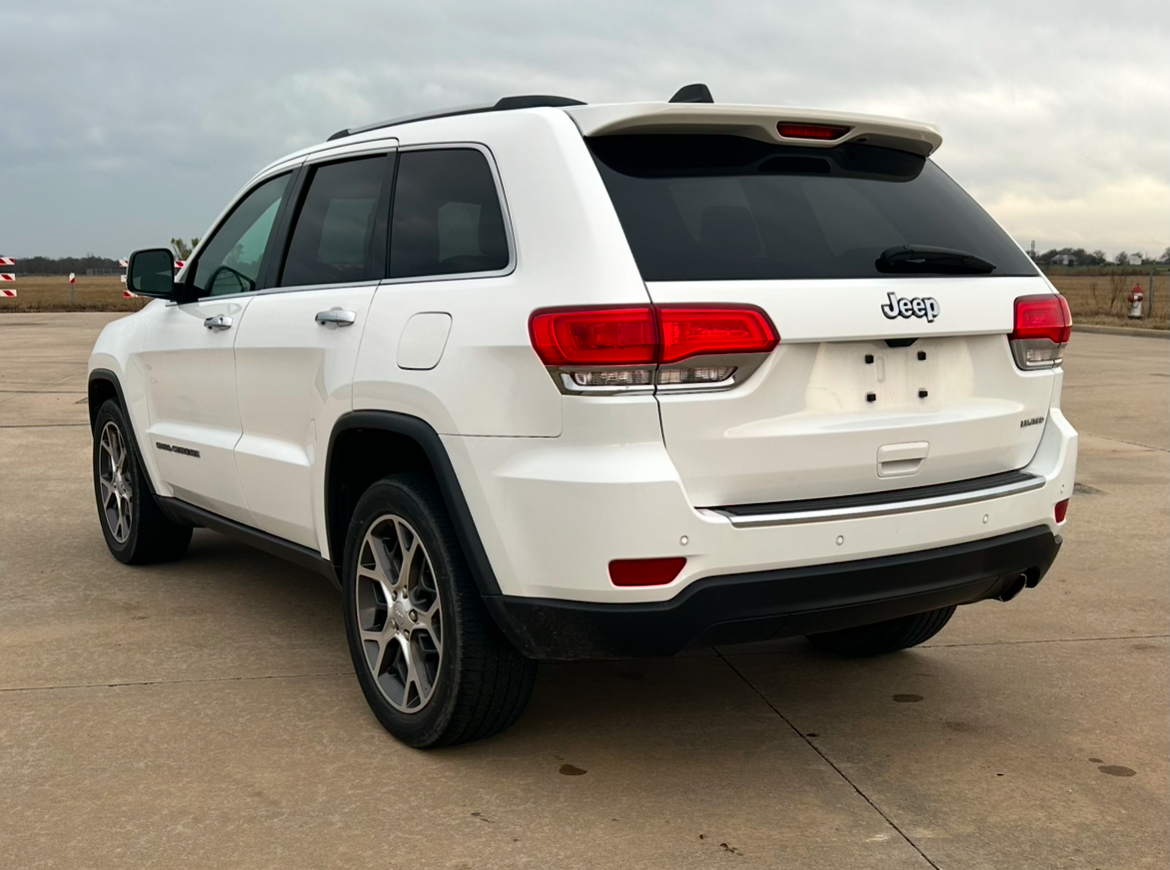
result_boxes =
[342,474,536,748]
[92,399,192,564]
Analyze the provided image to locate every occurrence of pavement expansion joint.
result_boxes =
[0,670,352,694]
[715,648,944,870]
[0,423,90,429]
[0,389,87,394]
[923,633,1170,650]
[1080,430,1170,453]
[723,633,1170,657]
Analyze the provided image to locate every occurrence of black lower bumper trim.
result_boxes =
[484,527,1062,660]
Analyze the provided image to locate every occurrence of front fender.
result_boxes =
[87,306,170,497]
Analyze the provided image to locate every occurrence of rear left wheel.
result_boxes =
[342,474,536,748]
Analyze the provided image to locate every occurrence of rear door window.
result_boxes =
[588,135,1037,280]
[389,149,510,279]
[280,155,391,287]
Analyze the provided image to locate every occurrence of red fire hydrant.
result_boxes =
[1128,284,1144,319]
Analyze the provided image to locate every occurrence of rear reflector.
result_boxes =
[777,122,851,140]
[609,557,687,587]
[529,305,777,366]
[1055,499,1069,523]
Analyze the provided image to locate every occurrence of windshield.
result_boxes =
[588,135,1037,281]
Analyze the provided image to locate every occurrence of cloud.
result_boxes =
[1,0,1165,257]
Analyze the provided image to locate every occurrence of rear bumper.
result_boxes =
[485,526,1061,659]
[443,407,1077,603]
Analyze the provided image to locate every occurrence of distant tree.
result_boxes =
[170,237,200,260]
[1114,251,1129,266]
[1091,250,1108,266]
[16,255,120,275]
[1161,246,1170,264]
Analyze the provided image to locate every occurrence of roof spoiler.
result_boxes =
[562,102,943,156]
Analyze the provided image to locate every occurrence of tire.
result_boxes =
[92,399,193,564]
[806,606,956,657]
[342,473,536,748]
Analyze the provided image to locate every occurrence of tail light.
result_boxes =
[658,306,778,363]
[530,305,777,393]
[1010,295,1072,370]
[528,307,657,366]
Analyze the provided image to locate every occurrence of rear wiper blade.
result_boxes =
[876,245,995,275]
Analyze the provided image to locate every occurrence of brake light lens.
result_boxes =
[659,306,778,364]
[1012,295,1072,344]
[777,122,851,140]
[1009,294,1072,370]
[609,557,687,587]
[529,306,658,366]
[529,305,777,366]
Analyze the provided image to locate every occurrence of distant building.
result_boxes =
[1128,254,1143,266]
[1052,254,1077,266]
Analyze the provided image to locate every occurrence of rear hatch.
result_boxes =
[586,127,1058,507]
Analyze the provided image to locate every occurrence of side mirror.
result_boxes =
[126,249,179,299]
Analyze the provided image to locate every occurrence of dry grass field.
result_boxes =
[3,272,1166,329]
[0,275,148,313]
[1049,273,1168,328]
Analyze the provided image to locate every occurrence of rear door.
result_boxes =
[233,150,394,550]
[140,171,294,523]
[588,134,1057,507]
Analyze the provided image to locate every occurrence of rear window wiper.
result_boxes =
[876,245,995,275]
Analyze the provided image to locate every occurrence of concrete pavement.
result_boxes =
[1,313,1166,869]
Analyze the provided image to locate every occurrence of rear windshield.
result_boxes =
[588,135,1037,281]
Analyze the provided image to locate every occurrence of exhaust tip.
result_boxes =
[998,574,1028,602]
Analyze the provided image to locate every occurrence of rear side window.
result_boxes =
[389,149,510,279]
[280,155,389,287]
[588,135,1037,281]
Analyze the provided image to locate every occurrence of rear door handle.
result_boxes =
[315,309,356,327]
[203,314,233,331]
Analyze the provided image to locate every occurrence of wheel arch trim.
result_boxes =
[88,368,164,500]
[326,411,502,597]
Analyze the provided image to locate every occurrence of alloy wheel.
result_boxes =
[98,421,133,544]
[354,515,444,712]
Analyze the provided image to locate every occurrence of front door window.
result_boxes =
[191,173,292,298]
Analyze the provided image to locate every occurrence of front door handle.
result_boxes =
[315,309,356,327]
[204,314,233,331]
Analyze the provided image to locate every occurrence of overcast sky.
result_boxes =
[2,0,1166,259]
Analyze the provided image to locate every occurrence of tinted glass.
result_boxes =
[281,156,388,286]
[192,173,291,297]
[389,149,509,279]
[588,135,1037,280]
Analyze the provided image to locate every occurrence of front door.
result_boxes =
[233,153,392,551]
[140,171,295,523]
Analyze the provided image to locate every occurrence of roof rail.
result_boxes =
[326,94,586,142]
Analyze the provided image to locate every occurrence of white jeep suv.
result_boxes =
[89,88,1077,747]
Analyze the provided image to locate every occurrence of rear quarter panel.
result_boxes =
[352,109,652,436]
